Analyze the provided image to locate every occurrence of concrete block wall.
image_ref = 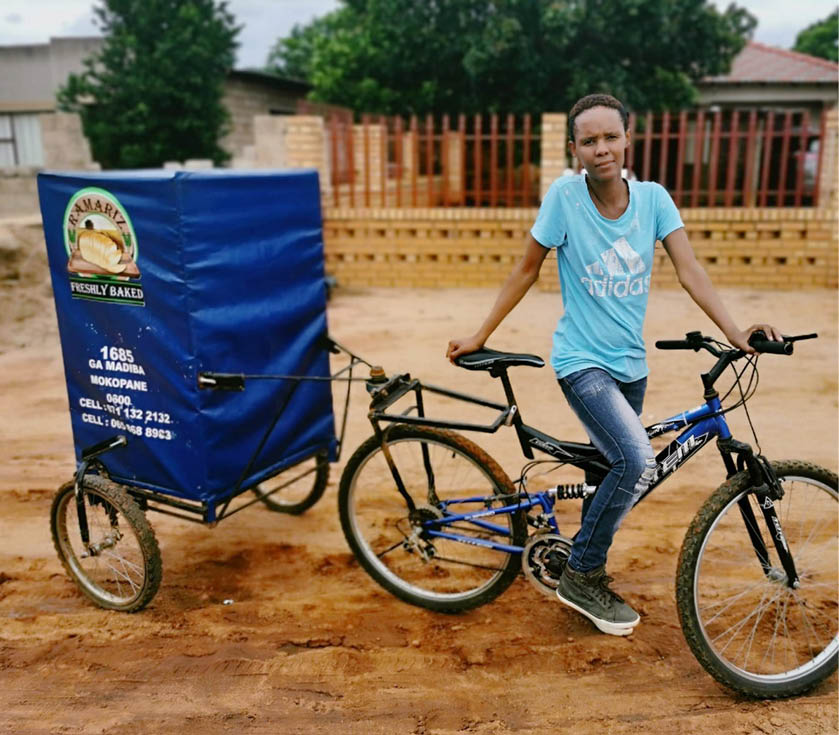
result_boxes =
[322,207,838,290]
[39,112,96,170]
[0,172,41,217]
[220,79,300,159]
[0,111,96,216]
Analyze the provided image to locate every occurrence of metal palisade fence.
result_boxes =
[315,104,827,208]
[317,109,541,208]
[622,107,825,207]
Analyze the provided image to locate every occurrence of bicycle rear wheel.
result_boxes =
[677,460,838,698]
[51,476,161,612]
[339,426,526,612]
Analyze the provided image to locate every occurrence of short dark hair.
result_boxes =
[568,94,629,142]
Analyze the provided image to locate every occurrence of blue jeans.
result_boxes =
[558,368,656,573]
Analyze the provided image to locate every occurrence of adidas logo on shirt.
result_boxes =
[581,237,651,299]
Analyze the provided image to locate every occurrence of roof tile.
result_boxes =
[705,41,838,84]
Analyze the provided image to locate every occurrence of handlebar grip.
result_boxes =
[750,338,793,355]
[749,331,793,355]
[655,340,691,350]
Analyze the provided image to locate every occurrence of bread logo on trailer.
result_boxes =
[63,187,145,306]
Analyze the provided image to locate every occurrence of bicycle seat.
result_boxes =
[455,348,545,372]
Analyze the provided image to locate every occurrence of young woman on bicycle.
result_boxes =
[446,93,781,636]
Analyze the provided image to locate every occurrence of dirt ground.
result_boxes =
[0,251,837,733]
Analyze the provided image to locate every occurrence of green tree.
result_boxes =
[266,0,756,116]
[793,11,838,62]
[58,0,240,169]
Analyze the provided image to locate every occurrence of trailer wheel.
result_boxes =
[51,477,161,612]
[252,452,329,514]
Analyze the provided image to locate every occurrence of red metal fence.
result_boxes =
[622,107,824,207]
[321,106,826,208]
[324,113,541,208]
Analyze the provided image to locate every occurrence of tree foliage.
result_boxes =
[266,0,756,116]
[793,11,838,62]
[58,0,240,169]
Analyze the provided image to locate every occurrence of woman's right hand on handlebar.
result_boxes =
[447,335,484,363]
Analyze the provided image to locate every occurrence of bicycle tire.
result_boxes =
[252,452,330,515]
[339,425,526,613]
[677,460,838,698]
[51,476,162,612]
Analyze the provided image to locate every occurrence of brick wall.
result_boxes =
[819,105,838,208]
[322,207,838,290]
[539,114,568,199]
[249,114,329,176]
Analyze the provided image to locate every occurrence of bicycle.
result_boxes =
[338,330,838,698]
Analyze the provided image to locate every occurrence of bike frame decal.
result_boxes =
[527,436,575,458]
[649,430,711,485]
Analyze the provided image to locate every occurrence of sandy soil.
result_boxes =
[0,257,837,733]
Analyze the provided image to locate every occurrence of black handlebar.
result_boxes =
[656,340,697,350]
[747,331,792,355]
[748,330,818,355]
[654,331,712,351]
[655,331,817,356]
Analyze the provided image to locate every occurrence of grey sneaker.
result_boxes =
[556,565,640,636]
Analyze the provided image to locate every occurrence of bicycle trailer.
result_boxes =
[39,168,337,521]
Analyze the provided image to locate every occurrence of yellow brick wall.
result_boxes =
[539,113,568,200]
[322,207,838,290]
[819,105,838,208]
[285,116,329,172]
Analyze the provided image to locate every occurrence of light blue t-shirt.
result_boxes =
[531,174,683,383]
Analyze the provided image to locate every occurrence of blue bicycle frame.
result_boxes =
[419,395,733,554]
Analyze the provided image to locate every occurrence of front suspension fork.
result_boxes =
[719,441,799,589]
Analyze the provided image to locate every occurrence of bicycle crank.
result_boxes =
[522,532,573,596]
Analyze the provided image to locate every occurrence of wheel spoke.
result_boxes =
[427,555,505,572]
[711,585,780,651]
[341,427,522,610]
[52,480,159,612]
[375,539,406,559]
[102,550,143,594]
[682,465,838,695]
[700,578,767,623]
[102,549,144,576]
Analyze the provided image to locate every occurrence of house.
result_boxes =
[697,41,838,202]
[698,41,838,113]
[0,36,311,167]
[0,37,103,167]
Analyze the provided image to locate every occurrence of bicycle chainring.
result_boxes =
[522,533,573,597]
[409,504,445,526]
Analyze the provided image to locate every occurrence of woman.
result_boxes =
[446,93,780,636]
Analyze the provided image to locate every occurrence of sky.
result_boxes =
[0,0,836,70]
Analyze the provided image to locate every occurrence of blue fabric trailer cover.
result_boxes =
[38,169,336,504]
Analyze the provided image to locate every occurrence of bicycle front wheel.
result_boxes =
[51,476,161,612]
[677,460,838,698]
[339,426,526,612]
